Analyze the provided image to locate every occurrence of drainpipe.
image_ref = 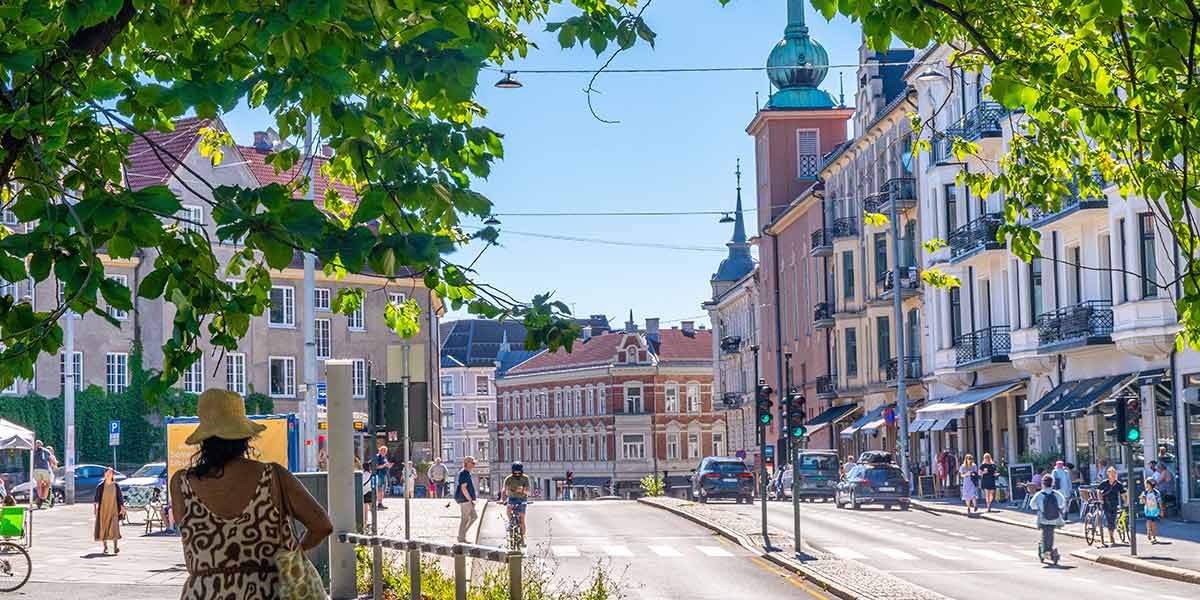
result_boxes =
[771,232,785,460]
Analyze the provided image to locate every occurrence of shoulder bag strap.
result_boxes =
[271,463,299,550]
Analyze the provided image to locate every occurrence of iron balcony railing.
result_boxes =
[1028,172,1110,223]
[946,101,1006,143]
[831,216,858,239]
[814,302,834,323]
[1037,300,1114,346]
[883,266,921,293]
[880,176,917,209]
[948,213,1004,259]
[883,356,922,382]
[955,326,1011,365]
[863,192,886,215]
[811,228,833,253]
[719,335,742,354]
[932,132,954,165]
[816,374,837,397]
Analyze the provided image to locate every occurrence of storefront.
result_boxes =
[803,403,860,455]
[914,381,1024,484]
[840,404,894,460]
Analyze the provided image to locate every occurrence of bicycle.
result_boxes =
[1079,489,1106,546]
[1115,505,1129,545]
[505,499,529,550]
[0,540,30,591]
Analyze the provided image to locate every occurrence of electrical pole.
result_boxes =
[64,310,76,505]
[890,193,911,480]
[302,116,318,472]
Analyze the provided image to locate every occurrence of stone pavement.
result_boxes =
[913,496,1200,582]
[639,497,949,600]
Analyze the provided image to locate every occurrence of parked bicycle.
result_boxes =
[1080,487,1105,546]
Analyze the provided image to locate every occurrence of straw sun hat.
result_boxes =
[185,389,267,445]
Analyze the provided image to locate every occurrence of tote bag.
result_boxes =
[272,465,328,600]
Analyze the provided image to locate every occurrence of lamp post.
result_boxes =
[750,344,770,548]
[890,178,912,482]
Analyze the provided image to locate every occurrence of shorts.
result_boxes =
[32,469,51,483]
[1103,506,1118,529]
[363,490,374,503]
[1145,513,1160,522]
[506,497,527,514]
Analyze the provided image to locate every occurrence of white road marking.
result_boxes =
[965,535,984,541]
[876,547,919,560]
[696,545,734,557]
[1072,578,1094,585]
[917,546,966,561]
[603,545,633,557]
[933,528,950,533]
[965,548,1019,561]
[1111,585,1140,593]
[648,545,683,557]
[551,545,580,557]
[917,524,932,529]
[1161,595,1189,600]
[824,546,867,559]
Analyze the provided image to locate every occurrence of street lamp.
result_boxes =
[916,67,947,83]
[494,71,523,89]
[483,215,501,226]
[718,212,735,224]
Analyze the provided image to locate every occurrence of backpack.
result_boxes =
[1052,471,1062,490]
[1041,491,1061,520]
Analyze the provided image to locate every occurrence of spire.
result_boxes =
[839,72,846,108]
[785,0,807,35]
[499,328,511,353]
[712,160,756,284]
[625,310,637,333]
[765,0,835,109]
[731,159,747,245]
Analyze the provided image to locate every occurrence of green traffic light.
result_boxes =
[792,426,806,438]
[760,414,772,425]
[1126,428,1140,442]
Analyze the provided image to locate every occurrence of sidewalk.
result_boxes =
[912,495,1200,583]
[638,497,949,600]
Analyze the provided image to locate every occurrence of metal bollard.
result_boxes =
[507,552,522,600]
[408,548,421,600]
[453,545,467,600]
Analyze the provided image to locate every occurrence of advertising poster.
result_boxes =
[165,415,296,485]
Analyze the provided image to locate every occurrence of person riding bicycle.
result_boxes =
[1095,466,1126,547]
[502,462,531,544]
[1029,474,1066,563]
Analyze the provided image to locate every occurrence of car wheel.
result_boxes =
[699,495,708,504]
[900,502,911,511]
[850,493,860,510]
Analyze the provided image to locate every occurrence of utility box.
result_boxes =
[294,471,363,579]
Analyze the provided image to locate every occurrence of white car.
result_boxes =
[118,462,167,491]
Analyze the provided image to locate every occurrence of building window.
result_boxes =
[1067,246,1082,305]
[226,353,246,394]
[587,435,596,461]
[60,351,82,392]
[315,318,331,360]
[949,287,963,342]
[0,277,15,300]
[269,356,296,397]
[622,434,645,459]
[478,440,490,461]
[944,184,958,235]
[842,250,855,300]
[664,382,679,412]
[713,432,725,457]
[554,389,563,416]
[585,386,595,415]
[1099,233,1113,302]
[687,433,700,459]
[348,303,365,331]
[388,292,406,307]
[874,232,888,283]
[105,353,128,394]
[314,288,331,311]
[686,382,701,412]
[1119,217,1129,302]
[184,357,204,393]
[796,129,820,178]
[106,275,128,320]
[475,375,489,395]
[477,406,490,425]
[269,286,295,327]
[625,347,638,364]
[1029,259,1043,322]
[876,316,891,370]
[624,383,643,413]
[179,205,203,234]
[598,385,606,413]
[441,376,454,396]
[352,359,366,398]
[845,328,858,377]
[1138,213,1157,298]
[667,434,679,460]
[574,387,583,415]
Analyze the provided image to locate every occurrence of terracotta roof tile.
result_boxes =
[505,328,711,376]
[238,144,357,202]
[124,117,212,191]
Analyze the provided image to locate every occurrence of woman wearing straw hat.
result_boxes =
[170,389,332,599]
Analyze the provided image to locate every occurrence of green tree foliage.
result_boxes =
[0,1,716,397]
[819,0,1200,345]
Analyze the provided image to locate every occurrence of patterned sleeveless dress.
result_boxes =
[178,464,295,599]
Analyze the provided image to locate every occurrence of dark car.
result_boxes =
[690,457,754,504]
[11,464,124,503]
[778,450,840,501]
[835,462,910,510]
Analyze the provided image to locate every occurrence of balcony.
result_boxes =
[1028,174,1109,227]
[948,213,1004,261]
[720,392,746,409]
[810,228,833,257]
[719,335,742,355]
[831,216,858,240]
[865,177,917,215]
[955,326,1011,366]
[1037,300,1114,350]
[816,374,838,399]
[947,101,1006,143]
[814,302,835,329]
[883,356,922,383]
[881,266,921,299]
[932,132,955,165]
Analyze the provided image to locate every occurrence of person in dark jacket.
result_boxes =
[94,467,125,554]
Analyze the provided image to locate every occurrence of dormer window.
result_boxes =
[625,347,638,364]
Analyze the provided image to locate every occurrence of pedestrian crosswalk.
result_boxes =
[548,543,744,559]
[821,541,1032,563]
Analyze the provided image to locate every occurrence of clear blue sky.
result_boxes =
[224,1,864,330]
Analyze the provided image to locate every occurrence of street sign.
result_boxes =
[317,381,327,406]
[736,449,746,460]
[108,419,120,447]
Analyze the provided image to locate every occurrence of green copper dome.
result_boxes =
[766,0,836,110]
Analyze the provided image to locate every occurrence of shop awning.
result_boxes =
[802,403,860,436]
[841,404,887,438]
[859,416,888,434]
[568,477,612,488]
[910,418,936,432]
[1018,380,1083,424]
[1042,373,1139,420]
[928,419,956,432]
[915,382,1022,421]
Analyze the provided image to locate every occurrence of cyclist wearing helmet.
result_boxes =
[502,462,531,541]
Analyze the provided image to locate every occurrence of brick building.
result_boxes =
[494,316,716,498]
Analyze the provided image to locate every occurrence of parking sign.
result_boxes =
[109,419,120,446]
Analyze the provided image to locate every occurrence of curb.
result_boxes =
[910,499,1086,540]
[636,498,873,600]
[1069,549,1200,585]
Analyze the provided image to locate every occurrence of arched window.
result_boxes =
[625,346,638,364]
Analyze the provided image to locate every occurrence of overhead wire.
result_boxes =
[464,226,733,252]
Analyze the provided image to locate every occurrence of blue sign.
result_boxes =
[109,419,120,446]
[764,445,775,459]
[317,382,327,406]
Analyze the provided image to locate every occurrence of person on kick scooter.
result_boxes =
[1028,474,1066,564]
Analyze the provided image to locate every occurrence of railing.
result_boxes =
[811,228,833,253]
[883,356,922,382]
[863,192,886,215]
[814,302,834,322]
[954,326,1011,365]
[721,392,745,408]
[946,101,1006,143]
[1037,300,1114,346]
[881,176,917,208]
[340,532,522,600]
[816,374,837,397]
[719,335,742,354]
[948,213,1003,259]
[831,216,858,239]
[1027,173,1110,223]
[883,266,921,293]
[932,132,954,164]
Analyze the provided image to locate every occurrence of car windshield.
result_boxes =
[864,467,904,484]
[798,455,837,470]
[707,461,749,474]
[131,464,166,478]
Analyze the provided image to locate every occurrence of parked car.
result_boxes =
[835,461,910,510]
[776,450,840,501]
[118,462,167,491]
[10,464,125,503]
[690,457,755,504]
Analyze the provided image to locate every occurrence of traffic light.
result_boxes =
[755,380,774,426]
[788,390,807,439]
[1123,397,1142,443]
[1103,394,1126,442]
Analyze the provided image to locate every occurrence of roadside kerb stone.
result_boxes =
[638,497,950,600]
[909,499,1085,540]
[1068,548,1200,585]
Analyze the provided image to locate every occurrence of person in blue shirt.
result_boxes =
[454,456,477,543]
[1028,474,1066,563]
[373,445,392,509]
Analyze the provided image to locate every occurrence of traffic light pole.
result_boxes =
[1125,443,1137,557]
[750,345,770,549]
[784,356,801,558]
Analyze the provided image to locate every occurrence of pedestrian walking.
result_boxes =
[170,389,332,599]
[1028,474,1065,563]
[978,453,999,512]
[32,440,56,509]
[93,467,124,554]
[1051,460,1073,521]
[373,445,392,508]
[1096,466,1125,547]
[1141,479,1163,544]
[428,457,449,498]
[959,454,979,514]
[404,461,417,498]
[455,456,478,543]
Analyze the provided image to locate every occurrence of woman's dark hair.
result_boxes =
[191,437,251,478]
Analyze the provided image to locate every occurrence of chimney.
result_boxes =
[253,131,271,151]
[645,318,660,343]
[581,325,592,341]
[681,321,695,336]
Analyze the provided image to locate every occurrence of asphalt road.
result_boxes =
[475,500,824,599]
[711,497,1198,600]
